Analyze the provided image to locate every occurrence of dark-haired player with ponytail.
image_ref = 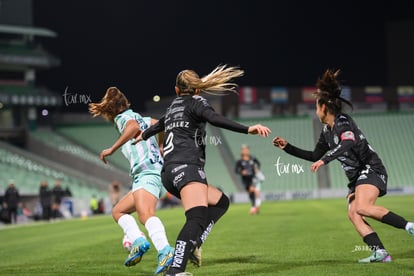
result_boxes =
[89,87,174,274]
[273,69,414,263]
[135,65,271,275]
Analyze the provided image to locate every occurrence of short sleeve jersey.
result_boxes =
[162,95,212,167]
[319,113,386,183]
[114,109,163,176]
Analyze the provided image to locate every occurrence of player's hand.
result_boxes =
[100,148,114,164]
[247,124,271,137]
[311,160,325,172]
[272,136,287,149]
[132,133,143,145]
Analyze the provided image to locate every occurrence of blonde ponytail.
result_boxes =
[176,65,244,95]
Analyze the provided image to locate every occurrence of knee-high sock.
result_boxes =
[249,191,255,207]
[118,214,145,243]
[363,232,385,250]
[145,216,170,251]
[381,211,408,229]
[198,193,230,246]
[167,206,208,274]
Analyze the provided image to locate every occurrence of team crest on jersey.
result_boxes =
[198,168,206,179]
[333,134,339,145]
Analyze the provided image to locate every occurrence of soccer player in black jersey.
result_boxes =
[235,144,262,214]
[135,65,271,275]
[273,69,414,263]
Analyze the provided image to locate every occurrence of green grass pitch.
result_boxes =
[1,195,413,275]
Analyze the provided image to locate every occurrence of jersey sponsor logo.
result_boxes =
[172,99,184,105]
[173,112,184,120]
[341,131,355,141]
[171,164,188,173]
[171,106,185,113]
[173,171,185,186]
[327,144,341,156]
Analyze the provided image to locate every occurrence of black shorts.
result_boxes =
[241,176,255,191]
[347,168,388,197]
[161,163,208,199]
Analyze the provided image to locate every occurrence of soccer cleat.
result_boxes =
[407,223,414,236]
[124,237,151,267]
[249,207,258,215]
[189,247,202,267]
[154,245,174,274]
[358,249,392,263]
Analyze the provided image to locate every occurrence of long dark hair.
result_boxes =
[314,69,353,115]
[89,87,130,122]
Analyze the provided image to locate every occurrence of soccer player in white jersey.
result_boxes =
[89,87,174,274]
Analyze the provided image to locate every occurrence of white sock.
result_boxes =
[145,216,169,251]
[256,198,262,207]
[118,214,145,243]
[405,222,414,231]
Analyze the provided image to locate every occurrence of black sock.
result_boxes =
[208,193,230,221]
[363,232,385,251]
[168,206,208,274]
[197,194,230,246]
[248,191,255,207]
[381,211,408,229]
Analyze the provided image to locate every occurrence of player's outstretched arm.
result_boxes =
[272,136,288,149]
[247,124,271,137]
